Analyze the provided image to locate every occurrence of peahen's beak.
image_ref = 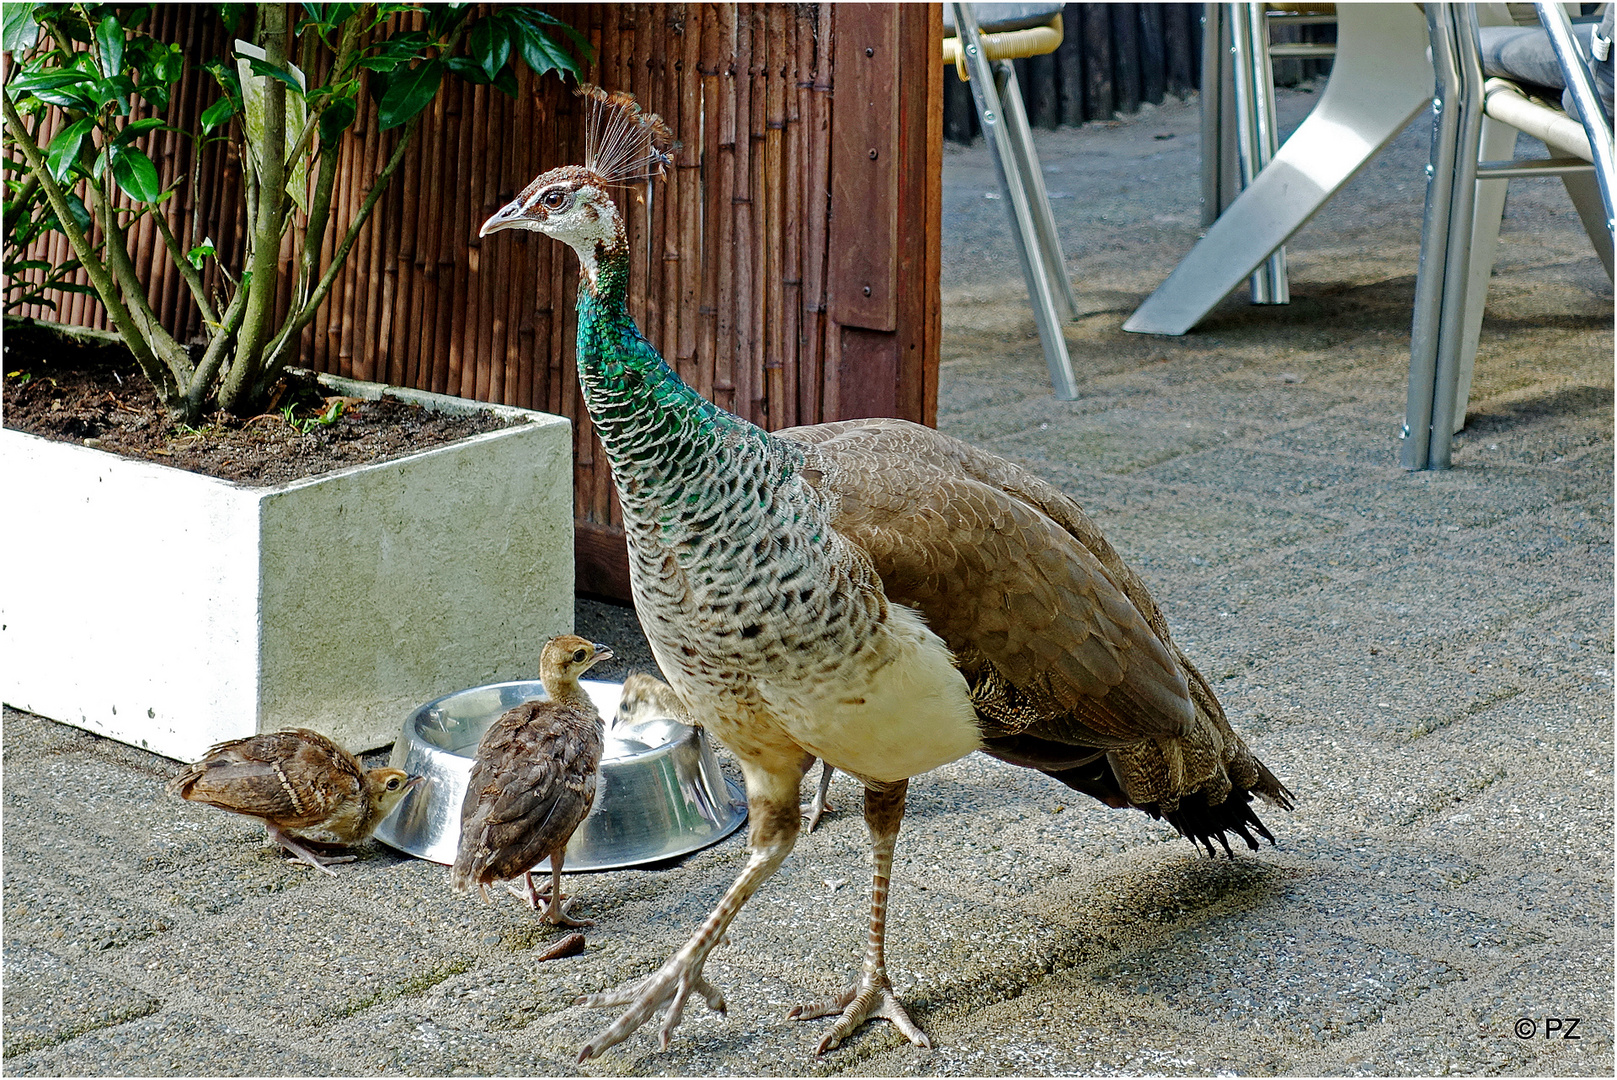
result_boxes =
[479,198,525,237]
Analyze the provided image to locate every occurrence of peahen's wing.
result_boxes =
[777,418,1195,752]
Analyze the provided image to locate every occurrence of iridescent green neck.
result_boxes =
[574,248,776,533]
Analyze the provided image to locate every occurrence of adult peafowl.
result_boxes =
[480,86,1294,1060]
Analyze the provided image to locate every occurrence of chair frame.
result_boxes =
[1401,2,1615,470]
[949,3,1080,399]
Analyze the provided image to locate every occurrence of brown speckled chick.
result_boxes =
[451,635,612,926]
[167,728,420,875]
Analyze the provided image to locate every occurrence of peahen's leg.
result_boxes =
[788,779,931,1054]
[577,765,802,1060]
[801,761,836,832]
[545,848,592,927]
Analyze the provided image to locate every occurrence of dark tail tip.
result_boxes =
[1156,786,1278,859]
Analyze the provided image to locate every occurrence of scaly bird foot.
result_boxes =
[788,972,932,1055]
[799,794,833,832]
[576,955,727,1060]
[800,763,836,832]
[546,898,594,928]
[506,875,568,909]
[268,827,353,876]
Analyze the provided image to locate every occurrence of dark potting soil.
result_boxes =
[2,323,519,486]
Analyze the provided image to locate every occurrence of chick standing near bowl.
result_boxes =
[451,635,612,926]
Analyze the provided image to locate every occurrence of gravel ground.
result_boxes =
[4,84,1611,1076]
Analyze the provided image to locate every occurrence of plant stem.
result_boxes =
[0,92,182,410]
[87,176,195,386]
[255,110,419,394]
[254,15,466,396]
[150,204,220,326]
[285,7,365,310]
[186,284,250,419]
[219,1,290,414]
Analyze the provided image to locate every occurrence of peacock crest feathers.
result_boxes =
[577,84,678,186]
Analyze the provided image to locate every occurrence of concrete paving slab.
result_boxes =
[1,942,161,1060]
[3,1010,339,1077]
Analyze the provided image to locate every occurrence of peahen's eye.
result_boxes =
[572,648,588,664]
[541,188,569,210]
[385,776,401,791]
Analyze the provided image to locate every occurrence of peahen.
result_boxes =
[479,86,1294,1060]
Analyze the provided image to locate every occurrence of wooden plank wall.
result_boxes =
[9,3,945,602]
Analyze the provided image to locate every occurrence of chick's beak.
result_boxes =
[589,644,615,668]
[479,199,525,238]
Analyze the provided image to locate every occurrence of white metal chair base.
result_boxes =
[1126,2,1434,336]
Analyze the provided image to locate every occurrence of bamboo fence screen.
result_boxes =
[8,4,945,600]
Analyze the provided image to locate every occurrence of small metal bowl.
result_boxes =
[374,679,746,871]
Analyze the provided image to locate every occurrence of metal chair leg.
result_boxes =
[1404,3,1486,471]
[1449,114,1519,433]
[995,62,1080,321]
[1561,169,1616,278]
[1231,2,1289,303]
[954,3,1079,399]
[1126,3,1432,335]
[1536,1,1616,237]
[1200,3,1242,226]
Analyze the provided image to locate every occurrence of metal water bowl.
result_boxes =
[374,679,746,871]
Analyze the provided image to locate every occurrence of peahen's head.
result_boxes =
[480,86,674,288]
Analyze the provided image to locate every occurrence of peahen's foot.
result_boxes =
[788,971,932,1055]
[576,953,728,1060]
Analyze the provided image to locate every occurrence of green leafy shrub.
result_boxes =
[3,2,587,421]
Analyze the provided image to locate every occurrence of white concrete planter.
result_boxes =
[1,374,574,761]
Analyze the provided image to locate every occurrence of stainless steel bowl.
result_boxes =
[374,679,746,871]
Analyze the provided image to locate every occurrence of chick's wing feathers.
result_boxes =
[166,728,363,827]
[778,419,1194,748]
[454,702,604,885]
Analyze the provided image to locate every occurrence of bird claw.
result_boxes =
[576,957,727,1061]
[505,878,568,910]
[799,796,833,832]
[276,842,353,876]
[546,903,594,929]
[788,974,932,1055]
[800,765,835,832]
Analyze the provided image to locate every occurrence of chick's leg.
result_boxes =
[264,823,352,876]
[545,849,592,927]
[506,871,557,909]
[788,779,931,1054]
[801,761,836,832]
[577,765,802,1060]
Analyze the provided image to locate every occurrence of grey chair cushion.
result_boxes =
[1478,10,1613,119]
